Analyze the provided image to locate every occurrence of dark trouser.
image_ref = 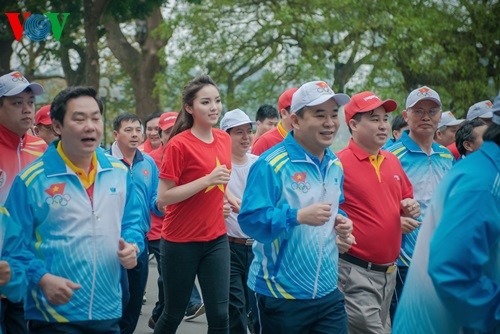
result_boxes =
[154,235,230,334]
[255,289,347,334]
[148,239,202,323]
[228,242,254,334]
[0,299,27,334]
[27,319,120,334]
[119,238,149,334]
[389,265,408,322]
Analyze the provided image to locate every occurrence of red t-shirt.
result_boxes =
[147,145,165,241]
[251,123,287,156]
[337,139,414,264]
[138,139,154,153]
[447,142,460,160]
[160,129,232,242]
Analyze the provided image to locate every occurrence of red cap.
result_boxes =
[158,112,178,130]
[35,104,52,125]
[344,91,397,124]
[278,87,298,112]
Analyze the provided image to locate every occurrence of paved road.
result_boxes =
[134,257,208,334]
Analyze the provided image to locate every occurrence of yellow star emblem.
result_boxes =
[205,157,226,193]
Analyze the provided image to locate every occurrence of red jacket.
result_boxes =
[0,123,47,203]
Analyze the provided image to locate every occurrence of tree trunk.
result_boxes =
[103,7,169,121]
[0,36,14,74]
[83,0,110,88]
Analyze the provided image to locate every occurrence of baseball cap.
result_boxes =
[290,81,350,113]
[438,111,464,128]
[220,108,255,132]
[344,91,397,124]
[405,86,441,109]
[492,94,500,125]
[0,71,43,98]
[278,87,298,112]
[35,104,52,125]
[466,100,493,120]
[158,112,178,131]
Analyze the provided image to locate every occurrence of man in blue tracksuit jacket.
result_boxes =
[238,80,354,334]
[107,113,162,334]
[393,95,500,334]
[3,87,144,334]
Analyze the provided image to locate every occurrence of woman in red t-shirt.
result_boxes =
[154,75,232,333]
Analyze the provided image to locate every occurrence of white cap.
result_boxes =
[0,71,43,97]
[438,111,464,128]
[290,81,350,113]
[220,109,255,131]
[491,93,500,125]
[405,86,441,109]
[466,100,493,120]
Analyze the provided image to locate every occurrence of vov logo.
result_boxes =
[5,12,70,42]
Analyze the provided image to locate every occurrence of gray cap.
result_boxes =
[220,108,255,131]
[491,94,500,125]
[405,86,441,109]
[0,71,43,97]
[466,100,493,120]
[290,81,350,113]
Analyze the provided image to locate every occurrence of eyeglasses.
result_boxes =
[409,108,441,118]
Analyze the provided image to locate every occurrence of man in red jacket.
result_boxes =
[0,70,46,334]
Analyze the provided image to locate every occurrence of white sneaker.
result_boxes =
[184,303,205,321]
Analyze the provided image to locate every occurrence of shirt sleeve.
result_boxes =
[159,141,184,182]
[238,158,299,243]
[0,206,29,302]
[4,176,49,286]
[121,172,146,253]
[428,190,500,332]
[148,159,162,217]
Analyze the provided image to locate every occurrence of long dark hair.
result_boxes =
[167,75,218,142]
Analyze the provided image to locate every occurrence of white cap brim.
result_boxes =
[446,119,465,126]
[4,83,44,97]
[222,120,256,132]
[407,97,441,109]
[305,93,350,108]
[478,111,493,118]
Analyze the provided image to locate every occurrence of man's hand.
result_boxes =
[0,261,11,286]
[223,198,231,218]
[400,198,420,218]
[334,214,353,238]
[226,192,241,214]
[401,216,420,234]
[336,234,356,254]
[335,215,356,253]
[117,238,138,269]
[297,203,332,226]
[39,273,81,305]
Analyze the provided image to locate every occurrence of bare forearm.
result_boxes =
[157,177,209,208]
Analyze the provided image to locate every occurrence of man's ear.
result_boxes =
[348,119,358,133]
[52,120,63,136]
[463,140,474,153]
[290,113,300,130]
[402,109,409,122]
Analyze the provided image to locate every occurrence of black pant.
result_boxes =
[0,299,27,334]
[28,319,119,334]
[228,242,254,334]
[154,235,230,334]
[119,238,149,334]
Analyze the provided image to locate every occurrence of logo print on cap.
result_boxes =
[417,87,432,97]
[315,82,333,94]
